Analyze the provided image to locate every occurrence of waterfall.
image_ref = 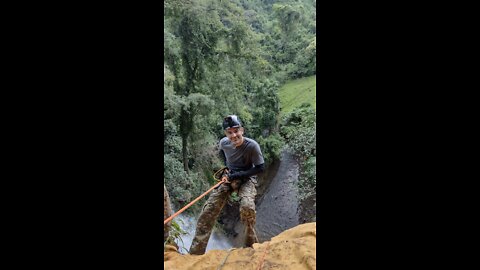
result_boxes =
[173,213,235,254]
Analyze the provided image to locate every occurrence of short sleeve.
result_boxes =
[219,137,227,151]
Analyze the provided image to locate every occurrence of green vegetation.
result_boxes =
[278,75,316,117]
[164,0,316,221]
[164,220,188,253]
[280,104,316,215]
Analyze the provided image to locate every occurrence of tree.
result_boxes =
[164,0,223,172]
[163,0,315,208]
[272,4,303,37]
[250,79,281,138]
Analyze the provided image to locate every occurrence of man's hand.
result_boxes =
[221,171,230,183]
[227,164,264,182]
[227,172,239,180]
[227,172,249,185]
[215,167,230,182]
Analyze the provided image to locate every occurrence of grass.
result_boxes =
[277,75,316,117]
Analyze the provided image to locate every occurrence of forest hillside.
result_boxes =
[164,0,316,245]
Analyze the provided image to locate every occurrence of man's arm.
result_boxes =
[228,163,265,182]
[219,149,227,166]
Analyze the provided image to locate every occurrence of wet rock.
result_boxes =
[254,149,300,242]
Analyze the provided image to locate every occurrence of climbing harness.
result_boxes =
[163,167,230,225]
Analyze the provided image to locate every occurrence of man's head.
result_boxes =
[223,115,244,147]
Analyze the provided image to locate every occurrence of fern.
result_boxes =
[164,219,189,253]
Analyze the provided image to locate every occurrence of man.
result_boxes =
[189,115,265,255]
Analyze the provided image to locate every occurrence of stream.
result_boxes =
[173,149,300,253]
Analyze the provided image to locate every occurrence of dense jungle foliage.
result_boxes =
[164,0,316,215]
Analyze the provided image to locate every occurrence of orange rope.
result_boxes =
[164,177,228,225]
[256,241,270,270]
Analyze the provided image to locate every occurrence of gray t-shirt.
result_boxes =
[219,137,265,171]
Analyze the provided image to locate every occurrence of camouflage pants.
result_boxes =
[189,177,258,255]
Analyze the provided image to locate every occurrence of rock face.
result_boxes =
[164,184,173,242]
[164,222,316,270]
[255,150,300,241]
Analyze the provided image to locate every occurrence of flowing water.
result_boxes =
[173,213,235,254]
[172,149,300,252]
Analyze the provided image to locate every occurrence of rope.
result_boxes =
[256,241,270,270]
[216,248,236,270]
[164,167,230,225]
[164,178,227,225]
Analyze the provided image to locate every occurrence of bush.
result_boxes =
[256,133,284,166]
[280,104,316,207]
[164,154,208,213]
[164,219,188,253]
[297,156,316,201]
[280,104,316,159]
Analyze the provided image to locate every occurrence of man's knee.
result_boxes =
[240,205,255,215]
[238,179,256,224]
[240,204,256,225]
[202,188,229,212]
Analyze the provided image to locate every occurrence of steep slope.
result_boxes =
[164,222,316,270]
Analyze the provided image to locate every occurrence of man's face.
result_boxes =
[225,127,244,147]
